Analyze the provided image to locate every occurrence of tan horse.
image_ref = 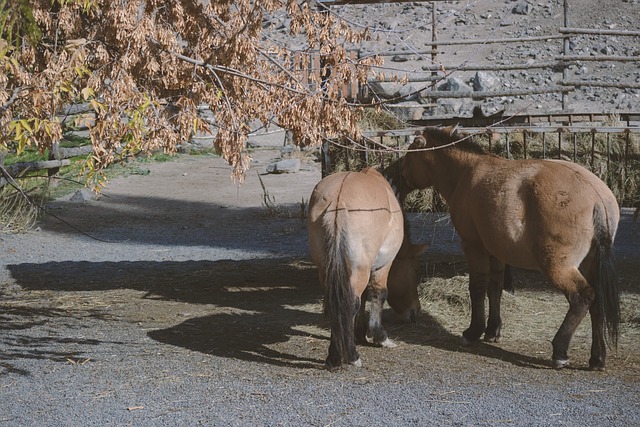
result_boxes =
[308,167,425,370]
[402,126,620,370]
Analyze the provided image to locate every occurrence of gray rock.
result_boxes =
[600,45,615,55]
[512,1,531,15]
[266,158,301,174]
[391,102,425,121]
[472,71,500,92]
[436,98,466,115]
[438,76,472,93]
[398,83,424,102]
[70,188,95,203]
[367,81,402,99]
[474,102,504,118]
[391,55,409,63]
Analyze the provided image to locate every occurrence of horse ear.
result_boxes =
[443,124,459,136]
[412,136,427,148]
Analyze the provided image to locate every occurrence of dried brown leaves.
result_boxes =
[1,0,380,183]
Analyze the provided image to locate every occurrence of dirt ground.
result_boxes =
[0,138,639,426]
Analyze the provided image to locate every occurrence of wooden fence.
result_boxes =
[309,0,640,109]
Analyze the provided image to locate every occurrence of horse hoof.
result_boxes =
[552,359,570,369]
[350,358,362,368]
[324,361,340,372]
[484,335,500,343]
[380,338,397,348]
[589,356,606,371]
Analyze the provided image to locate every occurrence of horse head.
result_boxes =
[387,241,427,322]
[402,126,461,190]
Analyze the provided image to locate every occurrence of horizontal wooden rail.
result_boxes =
[560,27,640,37]
[319,0,450,5]
[361,125,640,140]
[555,55,640,62]
[415,61,566,72]
[362,34,564,57]
[417,86,572,99]
[560,80,640,89]
[1,159,71,178]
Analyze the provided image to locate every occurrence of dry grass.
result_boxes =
[0,177,49,233]
[417,273,640,352]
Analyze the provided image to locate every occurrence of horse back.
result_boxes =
[308,169,404,271]
[450,157,619,270]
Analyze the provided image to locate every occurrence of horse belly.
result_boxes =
[477,227,538,270]
[371,236,402,271]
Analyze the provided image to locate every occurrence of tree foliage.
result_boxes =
[0,0,379,185]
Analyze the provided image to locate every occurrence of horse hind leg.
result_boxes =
[368,267,396,348]
[369,287,396,348]
[326,292,362,370]
[325,267,368,370]
[354,288,369,345]
[588,296,606,371]
[583,250,612,371]
[548,266,594,369]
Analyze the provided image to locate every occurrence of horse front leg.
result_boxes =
[462,271,488,344]
[484,257,506,342]
[461,244,490,345]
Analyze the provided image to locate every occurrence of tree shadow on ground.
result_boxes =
[4,258,326,371]
[40,194,307,253]
[5,253,636,373]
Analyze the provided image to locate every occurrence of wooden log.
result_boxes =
[59,145,93,158]
[2,159,71,178]
[560,27,640,37]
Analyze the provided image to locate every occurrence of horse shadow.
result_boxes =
[4,258,326,372]
[385,260,556,371]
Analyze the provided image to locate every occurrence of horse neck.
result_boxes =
[396,218,415,255]
[426,148,479,201]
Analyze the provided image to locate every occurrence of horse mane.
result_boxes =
[378,158,415,245]
[379,158,411,203]
[422,126,486,155]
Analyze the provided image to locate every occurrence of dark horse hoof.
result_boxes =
[325,354,342,371]
[589,356,606,371]
[324,357,362,371]
[325,359,341,372]
[483,334,501,343]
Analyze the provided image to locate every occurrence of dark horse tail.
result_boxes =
[592,208,620,348]
[323,221,359,369]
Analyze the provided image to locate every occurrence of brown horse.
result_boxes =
[308,167,425,370]
[401,126,620,370]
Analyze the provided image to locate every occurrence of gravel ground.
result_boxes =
[1,136,639,426]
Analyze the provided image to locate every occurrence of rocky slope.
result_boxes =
[271,0,640,118]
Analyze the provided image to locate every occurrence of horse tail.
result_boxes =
[592,208,620,348]
[323,206,358,366]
